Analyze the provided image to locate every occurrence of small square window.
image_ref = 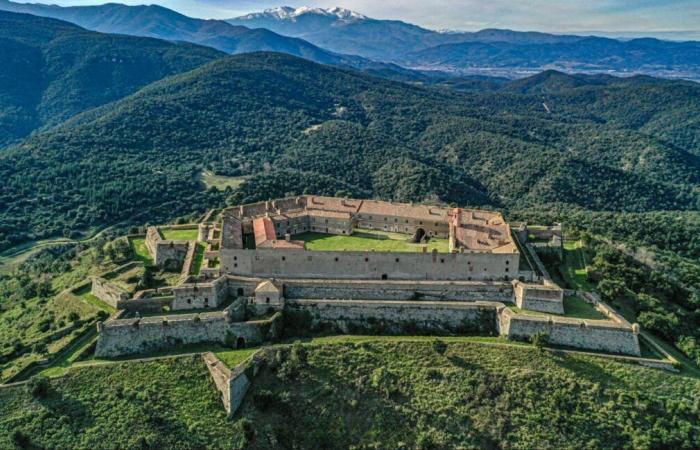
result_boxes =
[365,257,369,262]
[282,256,286,261]
[335,257,339,262]
[395,258,400,262]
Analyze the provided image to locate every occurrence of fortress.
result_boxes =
[92,196,642,359]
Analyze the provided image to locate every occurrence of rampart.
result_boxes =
[286,299,497,335]
[282,279,513,302]
[497,307,640,356]
[203,350,266,416]
[94,306,282,358]
[223,248,519,281]
[90,277,130,309]
[512,280,564,314]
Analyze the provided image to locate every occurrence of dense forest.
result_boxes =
[0,11,223,147]
[1,47,700,250]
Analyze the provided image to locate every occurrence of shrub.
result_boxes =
[224,331,237,349]
[68,312,80,322]
[531,332,550,350]
[11,430,31,449]
[432,339,448,355]
[27,375,50,398]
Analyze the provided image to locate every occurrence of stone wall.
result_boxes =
[287,299,497,335]
[497,307,641,356]
[512,280,564,314]
[222,248,519,281]
[116,297,173,313]
[203,351,266,417]
[145,226,163,257]
[282,279,512,302]
[94,308,282,358]
[179,242,197,282]
[154,241,190,267]
[172,276,230,310]
[91,277,130,309]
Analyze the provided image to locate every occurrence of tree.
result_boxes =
[531,332,550,350]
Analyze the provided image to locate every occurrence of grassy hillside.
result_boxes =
[1,341,698,449]
[0,11,223,147]
[2,53,699,251]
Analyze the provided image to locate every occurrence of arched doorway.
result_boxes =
[236,337,246,349]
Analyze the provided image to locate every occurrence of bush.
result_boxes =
[27,375,50,398]
[432,339,448,355]
[11,430,30,449]
[531,332,550,350]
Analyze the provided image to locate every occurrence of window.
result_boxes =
[266,297,270,304]
[506,260,510,265]
[365,257,369,262]
[440,258,445,263]
[187,299,192,304]
[234,263,238,268]
[395,258,400,262]
[384,217,388,221]
[233,256,238,261]
[394,218,398,222]
[282,256,286,261]
[335,257,339,262]
[505,268,509,272]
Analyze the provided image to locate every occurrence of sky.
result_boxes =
[20,0,700,38]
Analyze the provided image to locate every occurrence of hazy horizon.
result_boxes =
[8,0,700,40]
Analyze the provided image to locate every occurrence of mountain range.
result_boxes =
[229,6,700,79]
[0,0,415,77]
[3,1,700,80]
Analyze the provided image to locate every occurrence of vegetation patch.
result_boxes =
[200,170,248,191]
[160,228,199,242]
[295,229,449,253]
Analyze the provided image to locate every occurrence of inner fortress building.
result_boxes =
[219,196,520,281]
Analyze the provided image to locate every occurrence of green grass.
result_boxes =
[215,348,258,368]
[295,229,450,253]
[2,341,698,449]
[78,291,116,314]
[200,170,247,190]
[40,330,98,378]
[561,240,596,291]
[508,296,607,321]
[563,295,607,320]
[192,242,206,275]
[129,237,153,266]
[160,228,199,242]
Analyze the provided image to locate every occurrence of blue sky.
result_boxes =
[22,0,700,37]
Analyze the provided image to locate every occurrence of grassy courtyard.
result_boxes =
[508,295,608,320]
[561,240,596,291]
[295,229,450,253]
[160,228,199,241]
[129,238,152,266]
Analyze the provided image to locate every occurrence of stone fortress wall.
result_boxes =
[512,279,565,314]
[145,225,191,267]
[224,248,519,282]
[90,276,130,309]
[95,301,282,357]
[497,306,640,355]
[288,299,497,335]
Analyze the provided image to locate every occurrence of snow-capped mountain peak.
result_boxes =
[239,6,367,22]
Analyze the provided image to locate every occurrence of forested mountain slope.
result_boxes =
[0,0,418,79]
[0,11,224,146]
[1,53,699,250]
